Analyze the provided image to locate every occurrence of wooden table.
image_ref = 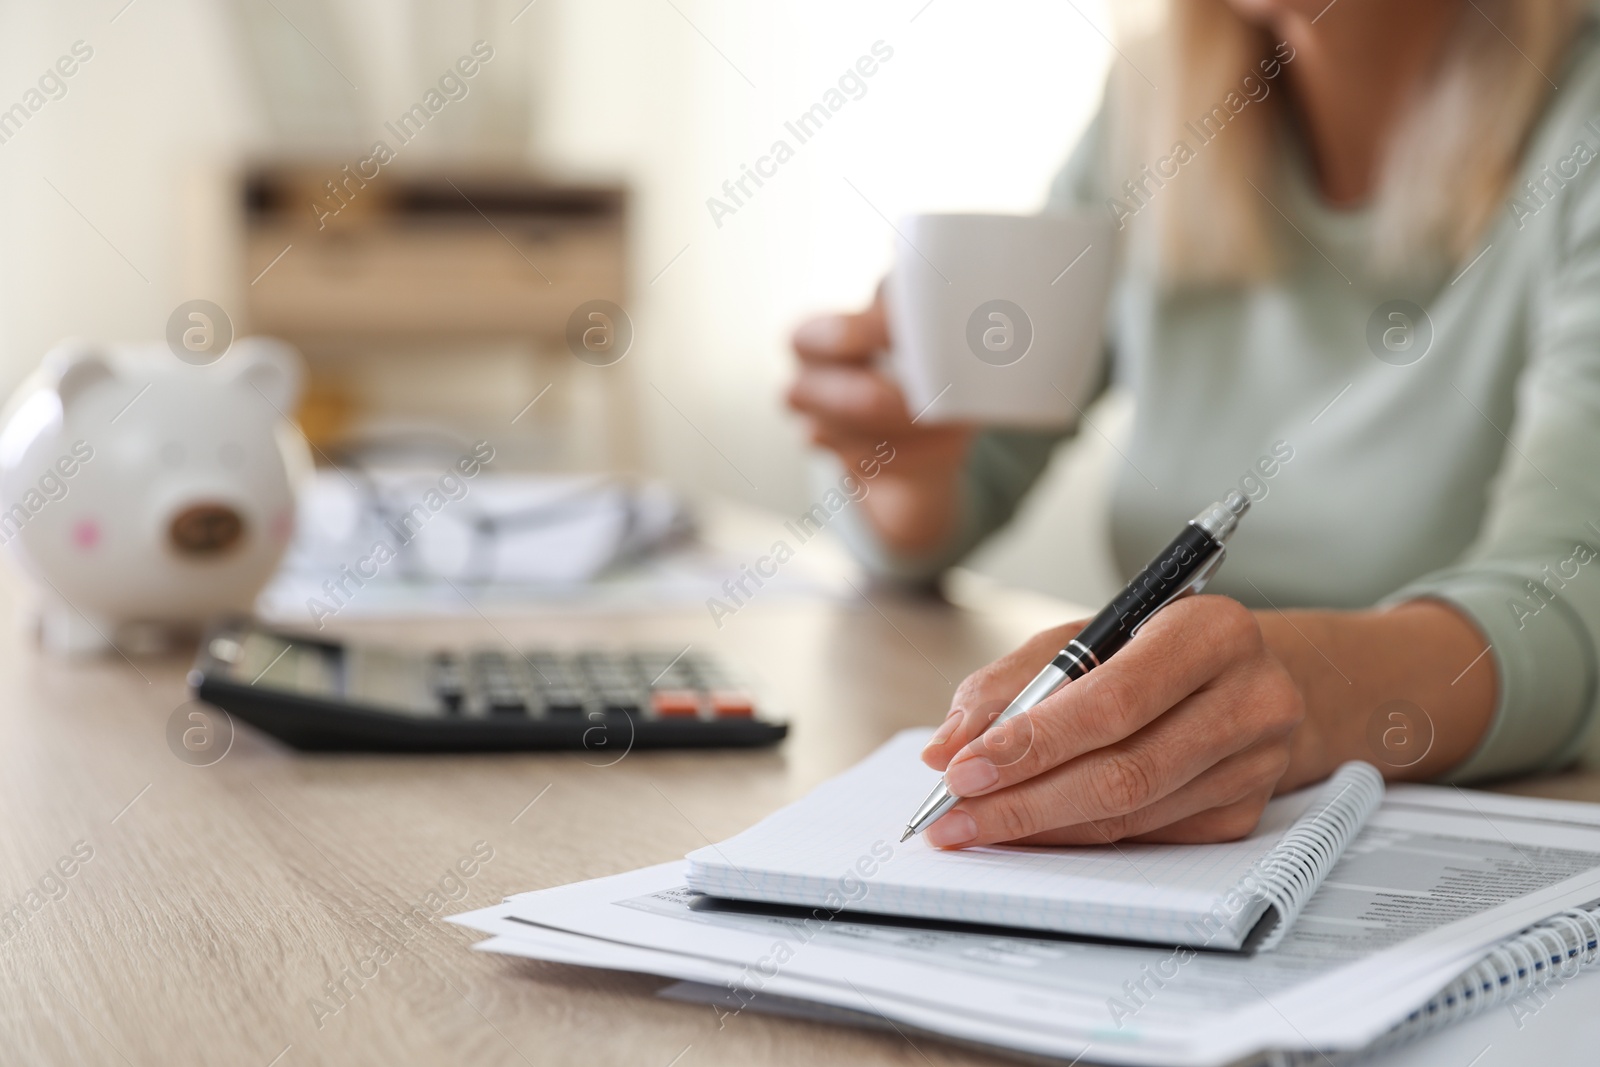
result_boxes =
[3,554,1597,1067]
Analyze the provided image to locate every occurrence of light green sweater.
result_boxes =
[839,18,1600,780]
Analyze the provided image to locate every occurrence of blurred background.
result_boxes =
[0,0,1135,608]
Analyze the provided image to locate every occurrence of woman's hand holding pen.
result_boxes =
[919,595,1309,848]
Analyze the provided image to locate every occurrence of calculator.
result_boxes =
[188,619,788,752]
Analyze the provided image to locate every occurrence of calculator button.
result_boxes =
[542,691,586,714]
[599,690,644,715]
[710,691,755,718]
[432,656,465,714]
[488,692,527,714]
[651,690,701,718]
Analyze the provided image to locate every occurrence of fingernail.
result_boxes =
[926,714,962,748]
[793,316,846,350]
[925,810,977,848]
[945,757,999,796]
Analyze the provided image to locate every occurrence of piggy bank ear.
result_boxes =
[41,339,115,411]
[229,337,304,412]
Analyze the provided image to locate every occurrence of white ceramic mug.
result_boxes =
[885,212,1115,426]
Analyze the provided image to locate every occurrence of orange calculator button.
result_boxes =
[652,690,702,717]
[710,691,755,718]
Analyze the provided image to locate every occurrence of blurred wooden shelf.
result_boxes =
[182,163,635,468]
[240,168,627,343]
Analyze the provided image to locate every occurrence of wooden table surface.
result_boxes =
[4,556,1598,1067]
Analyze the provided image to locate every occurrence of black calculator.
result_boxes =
[189,619,788,752]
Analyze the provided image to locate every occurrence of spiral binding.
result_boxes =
[1250,761,1386,952]
[1265,898,1600,1066]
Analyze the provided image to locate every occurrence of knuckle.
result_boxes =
[1263,668,1305,733]
[988,796,1035,843]
[985,715,1037,768]
[952,671,986,709]
[1085,671,1140,732]
[1265,746,1292,783]
[1091,811,1139,843]
[864,378,905,424]
[953,680,1006,727]
[1206,596,1260,651]
[831,315,865,352]
[1238,744,1291,793]
[1098,749,1160,815]
[847,311,886,353]
[1214,802,1267,841]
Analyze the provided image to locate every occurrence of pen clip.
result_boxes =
[1128,547,1226,637]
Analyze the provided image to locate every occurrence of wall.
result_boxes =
[0,0,1123,605]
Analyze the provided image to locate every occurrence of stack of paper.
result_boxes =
[451,731,1600,1065]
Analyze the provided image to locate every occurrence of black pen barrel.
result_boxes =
[1050,523,1222,680]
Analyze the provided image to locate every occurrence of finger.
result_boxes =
[1126,790,1276,844]
[933,686,1278,846]
[946,619,1299,803]
[803,424,885,455]
[944,595,1265,787]
[929,741,1287,848]
[806,422,970,461]
[786,365,912,432]
[1004,789,1275,848]
[1035,746,1285,845]
[921,622,1088,771]
[791,302,888,365]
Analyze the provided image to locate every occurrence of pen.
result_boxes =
[901,489,1252,842]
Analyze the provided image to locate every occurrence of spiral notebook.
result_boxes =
[685,730,1385,951]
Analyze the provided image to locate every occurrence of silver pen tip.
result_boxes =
[899,826,914,842]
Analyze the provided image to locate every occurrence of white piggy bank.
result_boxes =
[0,337,312,654]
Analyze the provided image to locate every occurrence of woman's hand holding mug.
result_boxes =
[786,291,973,558]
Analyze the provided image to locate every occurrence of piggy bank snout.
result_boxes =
[167,502,246,558]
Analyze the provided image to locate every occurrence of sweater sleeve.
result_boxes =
[830,103,1117,583]
[1385,167,1600,780]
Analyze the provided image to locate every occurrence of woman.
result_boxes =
[787,0,1600,849]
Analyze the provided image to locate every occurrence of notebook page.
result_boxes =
[686,729,1329,945]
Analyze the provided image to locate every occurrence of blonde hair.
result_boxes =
[1113,0,1587,284]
